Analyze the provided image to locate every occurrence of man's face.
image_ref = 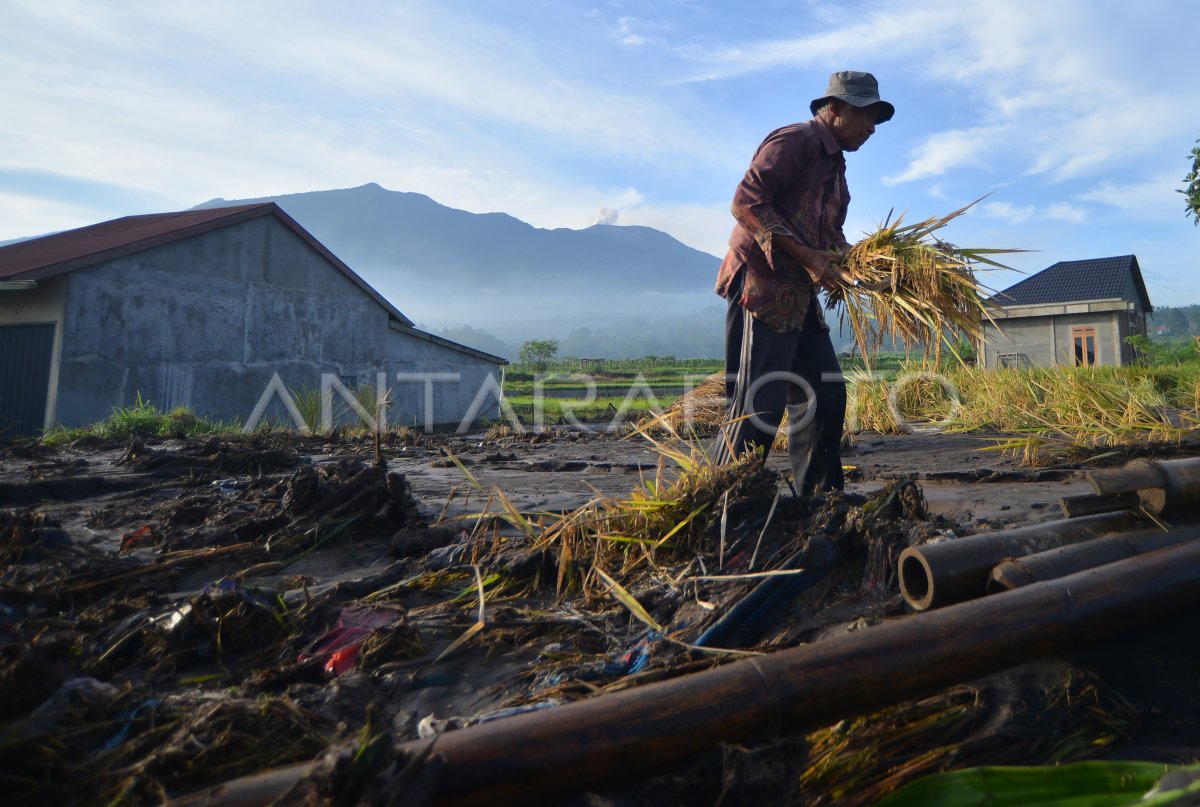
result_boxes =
[830,102,881,152]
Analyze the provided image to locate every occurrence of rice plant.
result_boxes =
[454,417,778,605]
[540,446,773,597]
[852,364,1200,461]
[661,363,1200,463]
[877,760,1190,807]
[830,199,1023,369]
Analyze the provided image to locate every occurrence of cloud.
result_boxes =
[676,0,1200,192]
[884,128,999,184]
[0,2,722,199]
[667,1,1185,188]
[982,202,1036,225]
[616,17,647,46]
[4,0,1197,312]
[1079,172,1186,221]
[981,200,1086,226]
[619,201,733,258]
[676,4,946,81]
[1044,203,1086,224]
[0,192,104,241]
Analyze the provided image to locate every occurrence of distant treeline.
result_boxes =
[430,310,730,362]
[1148,304,1200,336]
[428,308,861,362]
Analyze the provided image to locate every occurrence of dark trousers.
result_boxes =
[715,273,846,495]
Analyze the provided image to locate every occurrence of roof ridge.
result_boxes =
[987,254,1150,310]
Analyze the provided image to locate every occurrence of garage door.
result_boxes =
[0,323,55,438]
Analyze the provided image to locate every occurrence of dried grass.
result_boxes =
[802,668,1136,807]
[531,437,779,598]
[653,373,791,450]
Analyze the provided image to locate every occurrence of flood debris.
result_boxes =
[298,604,410,675]
[1,428,1199,805]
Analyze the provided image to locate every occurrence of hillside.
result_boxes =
[194,184,724,355]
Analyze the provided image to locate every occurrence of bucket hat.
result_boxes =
[809,71,894,123]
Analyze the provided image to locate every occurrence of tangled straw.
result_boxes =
[829,197,1024,369]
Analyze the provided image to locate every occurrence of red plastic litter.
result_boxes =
[324,645,362,676]
[298,605,403,675]
[120,525,153,553]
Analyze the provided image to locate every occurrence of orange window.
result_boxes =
[1072,326,1098,367]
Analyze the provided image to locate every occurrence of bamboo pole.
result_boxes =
[897,510,1144,611]
[1058,491,1140,519]
[1087,461,1166,496]
[1136,458,1200,517]
[1085,458,1200,518]
[988,524,1200,592]
[172,538,1200,807]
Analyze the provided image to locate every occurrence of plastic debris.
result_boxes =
[603,631,660,676]
[298,604,404,676]
[101,697,162,752]
[119,524,153,553]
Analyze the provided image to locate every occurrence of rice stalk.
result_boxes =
[842,363,1198,461]
[593,568,664,631]
[530,435,778,597]
[434,565,488,662]
[658,362,1196,466]
[831,198,1024,369]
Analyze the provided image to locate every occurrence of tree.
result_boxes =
[1165,307,1190,334]
[518,338,558,371]
[1181,138,1200,226]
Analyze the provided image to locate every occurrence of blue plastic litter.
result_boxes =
[100,698,161,752]
[602,630,661,676]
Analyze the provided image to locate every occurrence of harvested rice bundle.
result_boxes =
[829,198,1021,368]
[657,372,726,432]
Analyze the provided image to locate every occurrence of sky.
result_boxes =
[3,0,1198,306]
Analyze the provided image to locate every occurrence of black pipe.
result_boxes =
[693,536,837,649]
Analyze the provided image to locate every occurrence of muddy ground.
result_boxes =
[2,427,1199,805]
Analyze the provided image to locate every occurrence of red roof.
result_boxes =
[0,203,413,325]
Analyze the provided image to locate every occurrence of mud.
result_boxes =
[1,428,1198,805]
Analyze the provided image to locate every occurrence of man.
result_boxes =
[713,71,894,495]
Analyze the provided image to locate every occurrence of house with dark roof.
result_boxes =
[980,255,1152,369]
[0,204,507,437]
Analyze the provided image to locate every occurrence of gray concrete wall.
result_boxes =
[982,317,1051,368]
[982,310,1126,368]
[1122,274,1145,312]
[0,274,69,428]
[53,215,500,429]
[383,325,503,431]
[1116,310,1133,365]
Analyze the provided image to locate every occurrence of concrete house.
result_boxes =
[0,204,507,437]
[980,255,1153,369]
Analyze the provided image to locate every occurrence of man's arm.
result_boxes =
[729,127,849,291]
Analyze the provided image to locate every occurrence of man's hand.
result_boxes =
[779,237,894,293]
[796,245,850,291]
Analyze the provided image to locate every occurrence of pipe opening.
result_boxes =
[898,551,934,611]
[985,567,1014,595]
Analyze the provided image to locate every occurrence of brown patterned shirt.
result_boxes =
[715,117,850,332]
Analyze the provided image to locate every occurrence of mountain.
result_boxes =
[193,184,724,355]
